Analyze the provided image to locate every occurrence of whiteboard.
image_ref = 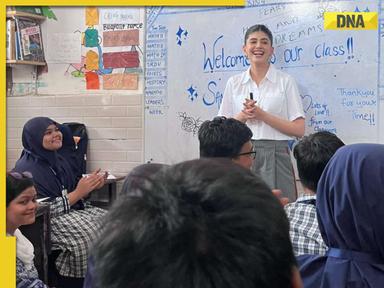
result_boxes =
[144,1,382,164]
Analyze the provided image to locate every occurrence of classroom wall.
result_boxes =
[7,7,145,176]
[7,65,144,175]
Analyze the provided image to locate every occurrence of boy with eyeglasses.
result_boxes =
[198,116,255,169]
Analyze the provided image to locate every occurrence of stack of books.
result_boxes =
[6,11,45,63]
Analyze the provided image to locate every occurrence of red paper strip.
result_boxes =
[103,51,140,69]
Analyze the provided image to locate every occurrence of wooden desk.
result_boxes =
[88,176,125,209]
[19,203,51,284]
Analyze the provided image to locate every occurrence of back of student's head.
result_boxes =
[293,131,345,192]
[198,116,252,158]
[120,163,169,197]
[93,158,296,288]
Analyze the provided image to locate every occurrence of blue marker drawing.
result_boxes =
[187,85,198,101]
[300,94,313,113]
[176,26,188,46]
[346,37,354,59]
[354,6,370,12]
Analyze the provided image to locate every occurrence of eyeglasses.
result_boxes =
[237,150,257,159]
[7,171,33,179]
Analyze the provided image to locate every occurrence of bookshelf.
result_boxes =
[6,11,46,21]
[6,60,47,66]
[6,10,46,66]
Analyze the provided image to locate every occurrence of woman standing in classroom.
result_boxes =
[218,24,305,201]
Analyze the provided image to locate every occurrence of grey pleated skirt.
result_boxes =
[251,140,297,201]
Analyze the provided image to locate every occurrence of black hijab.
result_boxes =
[13,117,82,209]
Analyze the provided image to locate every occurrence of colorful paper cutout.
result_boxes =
[84,28,99,47]
[103,73,138,90]
[103,51,139,69]
[86,7,99,26]
[103,29,139,47]
[85,71,100,89]
[85,50,99,70]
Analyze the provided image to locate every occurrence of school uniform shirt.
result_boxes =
[218,64,305,140]
[284,194,327,256]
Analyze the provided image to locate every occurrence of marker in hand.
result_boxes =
[250,92,253,100]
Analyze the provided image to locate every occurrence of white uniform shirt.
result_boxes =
[218,65,305,140]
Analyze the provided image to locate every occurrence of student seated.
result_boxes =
[198,116,254,169]
[298,144,384,287]
[83,162,169,288]
[198,116,288,206]
[87,158,302,288]
[6,171,48,288]
[285,131,344,256]
[13,117,107,287]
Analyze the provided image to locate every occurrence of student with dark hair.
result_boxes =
[198,116,255,169]
[285,131,345,256]
[119,163,169,197]
[13,117,106,287]
[88,158,302,288]
[299,144,384,287]
[198,116,289,206]
[84,162,169,288]
[6,171,48,288]
[218,24,305,201]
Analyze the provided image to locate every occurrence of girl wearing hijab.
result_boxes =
[298,144,384,287]
[13,117,106,287]
[7,171,48,288]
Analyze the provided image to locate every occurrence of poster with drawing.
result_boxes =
[39,6,145,94]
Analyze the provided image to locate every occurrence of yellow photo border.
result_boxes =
[1,1,244,287]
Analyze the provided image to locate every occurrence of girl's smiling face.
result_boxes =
[243,31,274,65]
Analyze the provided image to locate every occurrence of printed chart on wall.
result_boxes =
[145,0,382,164]
[38,7,145,94]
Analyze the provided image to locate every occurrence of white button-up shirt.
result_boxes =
[218,65,305,140]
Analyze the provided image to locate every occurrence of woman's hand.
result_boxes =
[242,99,266,121]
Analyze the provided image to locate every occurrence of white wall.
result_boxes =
[7,65,144,176]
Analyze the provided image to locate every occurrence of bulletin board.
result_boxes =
[37,7,145,94]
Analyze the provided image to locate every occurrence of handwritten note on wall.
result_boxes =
[46,33,81,63]
[144,2,381,164]
[100,8,140,24]
[103,29,139,47]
